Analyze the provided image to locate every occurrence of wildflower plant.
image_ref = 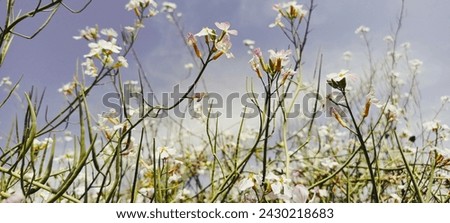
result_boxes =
[0,0,449,204]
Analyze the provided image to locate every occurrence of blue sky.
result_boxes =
[1,0,449,128]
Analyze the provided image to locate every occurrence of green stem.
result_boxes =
[343,91,379,202]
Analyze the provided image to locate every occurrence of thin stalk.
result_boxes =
[342,91,379,202]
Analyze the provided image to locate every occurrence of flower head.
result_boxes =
[82,58,98,77]
[383,35,394,43]
[243,39,255,47]
[195,27,215,38]
[327,70,349,90]
[355,25,370,35]
[215,22,238,36]
[268,49,291,66]
[161,2,177,13]
[100,28,118,40]
[184,63,194,70]
[423,120,441,132]
[343,51,352,61]
[268,49,291,73]
[273,1,307,20]
[32,137,54,151]
[0,77,12,87]
[214,34,234,59]
[73,26,99,41]
[409,59,423,71]
[58,81,77,96]
[292,185,309,203]
[269,14,285,28]
[157,146,176,160]
[187,33,202,58]
[441,96,450,104]
[126,0,157,11]
[85,39,122,58]
[114,56,129,69]
[238,173,261,191]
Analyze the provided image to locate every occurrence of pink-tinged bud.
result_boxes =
[253,48,263,58]
[187,33,202,59]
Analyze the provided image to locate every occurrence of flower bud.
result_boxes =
[187,33,202,59]
[212,51,224,60]
[275,58,282,72]
[290,5,298,19]
[255,68,262,79]
[331,107,347,128]
[362,98,371,118]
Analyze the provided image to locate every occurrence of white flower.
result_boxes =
[326,69,349,82]
[266,173,291,196]
[32,137,54,151]
[318,189,329,198]
[238,177,254,192]
[0,77,12,87]
[383,35,394,43]
[387,51,402,61]
[2,191,24,203]
[269,14,284,28]
[100,28,118,39]
[320,158,338,169]
[409,59,423,70]
[64,131,73,142]
[195,27,215,37]
[382,103,402,121]
[389,193,401,202]
[84,39,122,58]
[125,105,140,117]
[162,2,177,13]
[115,56,129,68]
[58,82,75,96]
[268,49,291,67]
[440,96,450,104]
[168,173,181,183]
[215,35,234,58]
[157,146,176,159]
[423,120,441,132]
[138,187,154,197]
[273,1,307,19]
[82,58,98,77]
[238,173,261,191]
[401,42,411,49]
[243,39,255,47]
[342,51,352,61]
[124,26,136,33]
[434,147,450,159]
[184,63,194,69]
[54,152,75,164]
[73,26,99,41]
[292,184,309,203]
[355,25,370,35]
[125,0,157,11]
[175,188,192,201]
[215,22,238,36]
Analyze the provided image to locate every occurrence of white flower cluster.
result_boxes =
[270,1,308,28]
[73,26,128,77]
